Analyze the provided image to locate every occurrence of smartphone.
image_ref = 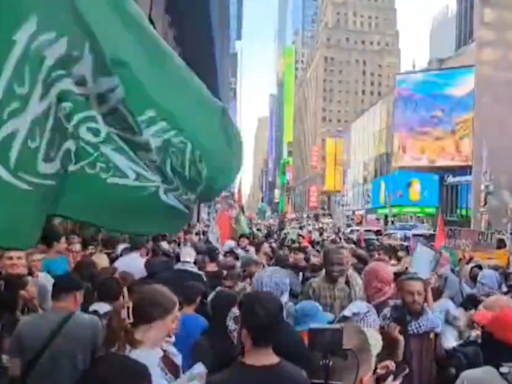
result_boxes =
[392,364,409,381]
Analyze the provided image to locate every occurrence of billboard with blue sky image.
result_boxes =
[371,170,440,209]
[393,66,474,168]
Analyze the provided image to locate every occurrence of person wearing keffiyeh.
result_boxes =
[475,269,503,299]
[380,300,442,335]
[251,266,295,324]
[380,275,442,384]
[337,300,381,330]
[362,261,395,315]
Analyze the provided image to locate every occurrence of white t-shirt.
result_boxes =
[127,343,182,384]
[113,251,147,280]
[36,272,54,292]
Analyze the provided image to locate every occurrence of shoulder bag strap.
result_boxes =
[20,313,74,383]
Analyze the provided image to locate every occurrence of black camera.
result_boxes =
[308,325,357,384]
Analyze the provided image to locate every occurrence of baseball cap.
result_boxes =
[204,245,220,262]
[51,273,84,301]
[293,300,334,332]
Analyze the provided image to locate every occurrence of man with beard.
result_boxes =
[380,275,442,384]
[302,246,365,316]
[305,250,324,284]
[284,245,309,301]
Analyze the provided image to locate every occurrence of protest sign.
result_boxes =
[411,242,441,279]
[445,227,509,267]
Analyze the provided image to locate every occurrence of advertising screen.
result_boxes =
[371,170,440,209]
[393,66,475,167]
[324,138,343,192]
[311,145,320,170]
[283,46,295,153]
[308,185,320,210]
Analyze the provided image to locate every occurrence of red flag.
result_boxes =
[434,213,446,250]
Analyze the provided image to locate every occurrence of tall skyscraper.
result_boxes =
[430,5,456,60]
[293,0,400,196]
[456,0,475,51]
[247,117,270,213]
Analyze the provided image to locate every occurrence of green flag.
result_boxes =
[235,210,250,237]
[0,0,242,249]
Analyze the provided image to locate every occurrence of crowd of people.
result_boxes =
[0,217,511,384]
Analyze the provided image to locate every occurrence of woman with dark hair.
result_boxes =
[104,284,181,383]
[192,290,240,375]
[40,230,70,277]
[72,258,101,311]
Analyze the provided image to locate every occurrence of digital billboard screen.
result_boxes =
[323,138,343,192]
[283,46,295,153]
[393,66,475,167]
[371,170,440,209]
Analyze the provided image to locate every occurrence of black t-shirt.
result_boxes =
[207,360,309,384]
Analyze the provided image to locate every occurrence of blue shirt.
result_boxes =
[42,256,71,277]
[174,313,208,370]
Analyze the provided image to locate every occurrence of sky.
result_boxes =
[239,0,457,197]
